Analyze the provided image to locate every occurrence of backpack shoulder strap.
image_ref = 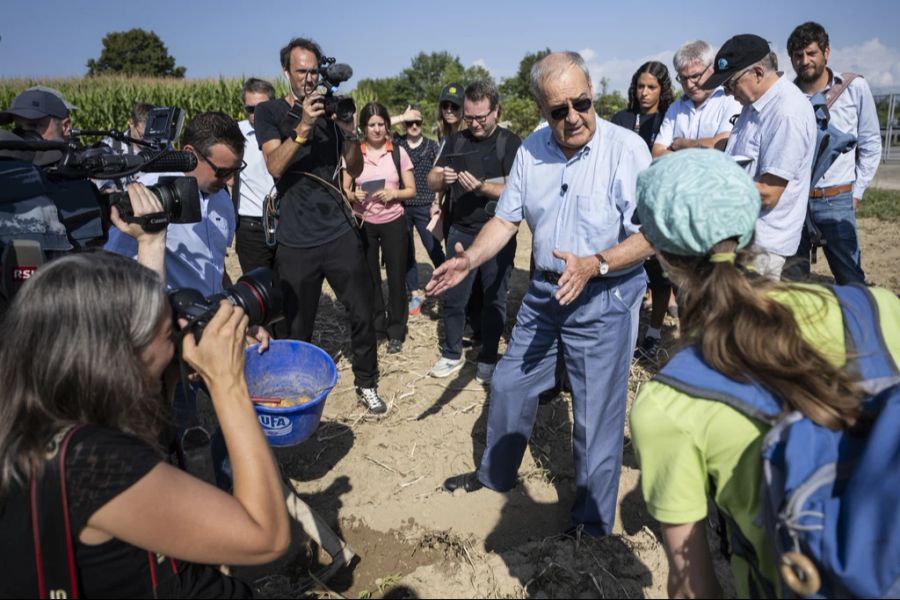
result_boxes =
[825,72,860,108]
[655,346,783,424]
[496,128,509,169]
[391,143,404,190]
[832,284,900,384]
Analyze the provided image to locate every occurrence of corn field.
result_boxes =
[0,77,373,142]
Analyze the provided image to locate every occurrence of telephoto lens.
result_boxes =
[168,267,282,340]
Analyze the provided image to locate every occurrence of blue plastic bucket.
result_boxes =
[245,340,338,447]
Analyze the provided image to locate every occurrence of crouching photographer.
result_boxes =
[0,251,289,598]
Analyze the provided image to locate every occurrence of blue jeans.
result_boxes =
[794,190,865,285]
[405,204,445,292]
[477,270,646,535]
[441,226,515,364]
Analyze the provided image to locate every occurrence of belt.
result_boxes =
[537,271,563,285]
[810,183,852,199]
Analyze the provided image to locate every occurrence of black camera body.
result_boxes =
[168,267,282,341]
[316,57,356,123]
[142,107,185,147]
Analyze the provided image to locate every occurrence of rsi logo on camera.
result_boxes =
[258,414,293,436]
[12,266,37,281]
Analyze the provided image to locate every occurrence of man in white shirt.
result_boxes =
[235,78,277,274]
[652,40,742,157]
[786,21,882,284]
[706,34,817,280]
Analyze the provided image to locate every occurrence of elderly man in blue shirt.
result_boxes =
[427,51,654,537]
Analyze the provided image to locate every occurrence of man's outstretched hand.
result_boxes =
[425,242,472,296]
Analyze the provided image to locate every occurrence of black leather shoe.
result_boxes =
[443,472,483,493]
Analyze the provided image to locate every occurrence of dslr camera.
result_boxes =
[168,267,283,341]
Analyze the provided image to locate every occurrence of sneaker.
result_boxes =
[387,339,403,354]
[634,336,662,364]
[355,386,387,414]
[408,295,425,315]
[475,362,495,385]
[429,356,465,378]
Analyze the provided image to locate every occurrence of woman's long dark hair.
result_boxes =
[359,101,391,134]
[0,252,170,493]
[627,61,675,115]
[661,240,862,430]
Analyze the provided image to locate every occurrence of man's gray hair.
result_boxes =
[758,51,778,72]
[530,51,592,102]
[242,77,276,101]
[673,40,714,72]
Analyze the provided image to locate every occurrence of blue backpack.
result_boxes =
[655,285,900,598]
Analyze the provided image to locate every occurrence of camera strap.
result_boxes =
[123,211,168,233]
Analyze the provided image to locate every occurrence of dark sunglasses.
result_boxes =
[244,105,256,114]
[196,150,247,180]
[441,101,460,111]
[548,97,594,121]
[407,120,422,127]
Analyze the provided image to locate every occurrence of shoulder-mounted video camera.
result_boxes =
[0,107,201,303]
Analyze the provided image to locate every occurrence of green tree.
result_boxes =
[501,95,541,138]
[499,48,552,100]
[87,29,186,78]
[594,76,627,119]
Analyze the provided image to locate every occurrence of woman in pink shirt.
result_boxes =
[343,102,416,353]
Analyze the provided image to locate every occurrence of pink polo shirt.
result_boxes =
[352,141,413,224]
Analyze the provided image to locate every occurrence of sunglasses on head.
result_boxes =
[548,97,593,121]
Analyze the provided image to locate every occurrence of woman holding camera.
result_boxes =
[343,102,416,355]
[0,251,289,597]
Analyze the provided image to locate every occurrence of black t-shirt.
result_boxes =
[254,97,354,248]
[397,135,439,207]
[0,425,252,598]
[610,109,664,150]
[435,127,521,235]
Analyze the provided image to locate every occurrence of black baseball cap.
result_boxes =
[702,34,771,90]
[0,89,70,125]
[439,82,464,107]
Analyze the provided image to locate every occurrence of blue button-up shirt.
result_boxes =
[104,173,236,297]
[496,116,651,274]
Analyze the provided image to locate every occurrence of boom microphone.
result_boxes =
[136,150,198,173]
[323,63,353,85]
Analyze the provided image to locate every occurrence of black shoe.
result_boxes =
[387,339,403,354]
[634,335,661,364]
[355,386,387,414]
[442,472,483,493]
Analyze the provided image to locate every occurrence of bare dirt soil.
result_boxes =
[225,217,898,599]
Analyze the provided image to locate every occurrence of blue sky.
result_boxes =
[3,0,899,93]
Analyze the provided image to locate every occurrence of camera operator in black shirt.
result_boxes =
[254,37,387,414]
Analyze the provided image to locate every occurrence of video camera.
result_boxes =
[0,107,201,303]
[316,57,356,123]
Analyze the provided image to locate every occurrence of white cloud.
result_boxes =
[580,48,674,95]
[471,58,491,75]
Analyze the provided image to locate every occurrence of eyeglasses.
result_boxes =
[441,101,460,112]
[675,66,710,85]
[406,120,422,127]
[244,105,256,114]
[195,150,246,180]
[548,97,593,121]
[463,110,494,125]
[723,68,754,93]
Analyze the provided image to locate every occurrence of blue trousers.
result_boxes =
[477,270,646,535]
[442,226,516,364]
[405,204,445,292]
[794,190,865,285]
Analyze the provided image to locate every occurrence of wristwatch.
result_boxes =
[595,254,610,276]
[293,132,307,145]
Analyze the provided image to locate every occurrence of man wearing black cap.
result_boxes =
[0,88,73,141]
[706,34,816,280]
